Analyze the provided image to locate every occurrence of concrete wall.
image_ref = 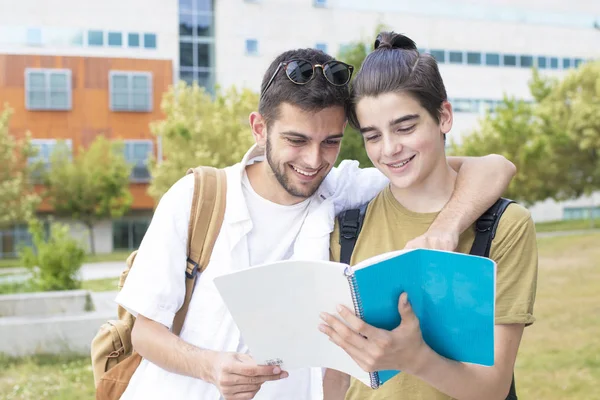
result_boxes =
[0,290,91,317]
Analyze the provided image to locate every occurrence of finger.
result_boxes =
[335,305,379,339]
[319,322,375,370]
[398,292,417,323]
[232,360,282,377]
[229,371,289,385]
[228,390,260,400]
[221,384,261,394]
[320,312,370,348]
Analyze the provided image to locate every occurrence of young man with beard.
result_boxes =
[115,48,516,400]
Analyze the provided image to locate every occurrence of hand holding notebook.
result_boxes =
[213,248,496,389]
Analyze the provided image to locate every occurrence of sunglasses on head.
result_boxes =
[261,59,354,97]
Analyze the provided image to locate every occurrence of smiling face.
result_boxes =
[251,102,347,202]
[356,91,452,191]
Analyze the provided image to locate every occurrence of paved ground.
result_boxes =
[0,261,125,284]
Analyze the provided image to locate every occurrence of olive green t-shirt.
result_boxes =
[330,187,538,400]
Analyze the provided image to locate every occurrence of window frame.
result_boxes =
[123,139,153,183]
[25,68,73,111]
[109,71,153,113]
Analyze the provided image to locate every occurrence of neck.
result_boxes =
[390,157,458,213]
[245,161,305,205]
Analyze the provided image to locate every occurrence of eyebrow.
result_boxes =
[280,131,344,140]
[359,114,420,134]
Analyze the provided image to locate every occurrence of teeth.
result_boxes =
[291,165,318,176]
[391,158,412,168]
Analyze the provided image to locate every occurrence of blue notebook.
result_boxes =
[348,248,496,388]
[214,248,496,390]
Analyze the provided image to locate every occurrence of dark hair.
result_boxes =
[348,32,448,129]
[258,49,350,127]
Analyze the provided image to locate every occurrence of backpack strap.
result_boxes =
[470,198,515,258]
[172,166,227,336]
[338,203,369,265]
[470,197,518,400]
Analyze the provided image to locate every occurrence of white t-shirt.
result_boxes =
[242,171,311,266]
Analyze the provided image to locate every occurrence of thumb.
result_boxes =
[398,292,416,323]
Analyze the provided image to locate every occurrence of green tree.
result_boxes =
[449,97,553,204]
[0,106,40,228]
[44,136,132,254]
[536,61,600,197]
[451,62,600,205]
[148,82,257,200]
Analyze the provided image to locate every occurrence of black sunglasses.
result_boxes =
[261,59,354,97]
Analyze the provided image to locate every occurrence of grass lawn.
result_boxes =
[0,278,119,295]
[535,218,599,233]
[515,232,600,400]
[0,354,95,400]
[0,251,131,270]
[1,233,599,399]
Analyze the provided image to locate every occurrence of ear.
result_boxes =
[439,101,453,136]
[249,112,268,148]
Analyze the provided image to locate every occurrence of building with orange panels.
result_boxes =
[0,0,180,256]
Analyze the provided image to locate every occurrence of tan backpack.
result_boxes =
[91,166,227,399]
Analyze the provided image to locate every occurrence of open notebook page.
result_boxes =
[213,259,371,386]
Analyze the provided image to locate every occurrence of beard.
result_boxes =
[265,136,326,199]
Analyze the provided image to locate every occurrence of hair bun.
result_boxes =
[374,32,417,51]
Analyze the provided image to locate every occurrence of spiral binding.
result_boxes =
[344,267,380,389]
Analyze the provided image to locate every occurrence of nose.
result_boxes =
[302,143,323,170]
[382,133,402,159]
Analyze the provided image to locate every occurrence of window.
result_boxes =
[520,55,533,68]
[0,225,32,259]
[124,140,153,182]
[25,69,72,111]
[485,53,500,66]
[109,71,153,112]
[503,54,517,67]
[144,33,157,49]
[452,99,476,113]
[108,32,122,47]
[562,58,571,69]
[180,42,193,67]
[449,51,463,64]
[29,139,72,173]
[196,42,211,67]
[195,14,213,37]
[113,219,150,250]
[574,58,584,68]
[26,28,42,46]
[246,39,258,55]
[315,43,328,53]
[466,52,482,65]
[314,0,327,7]
[563,207,600,221]
[180,0,213,12]
[128,33,140,47]
[430,49,446,63]
[550,57,559,69]
[88,30,103,46]
[537,56,547,69]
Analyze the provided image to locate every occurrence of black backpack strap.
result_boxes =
[338,203,369,265]
[470,198,515,258]
[470,197,518,400]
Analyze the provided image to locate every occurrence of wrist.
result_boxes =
[406,340,434,377]
[195,348,218,382]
